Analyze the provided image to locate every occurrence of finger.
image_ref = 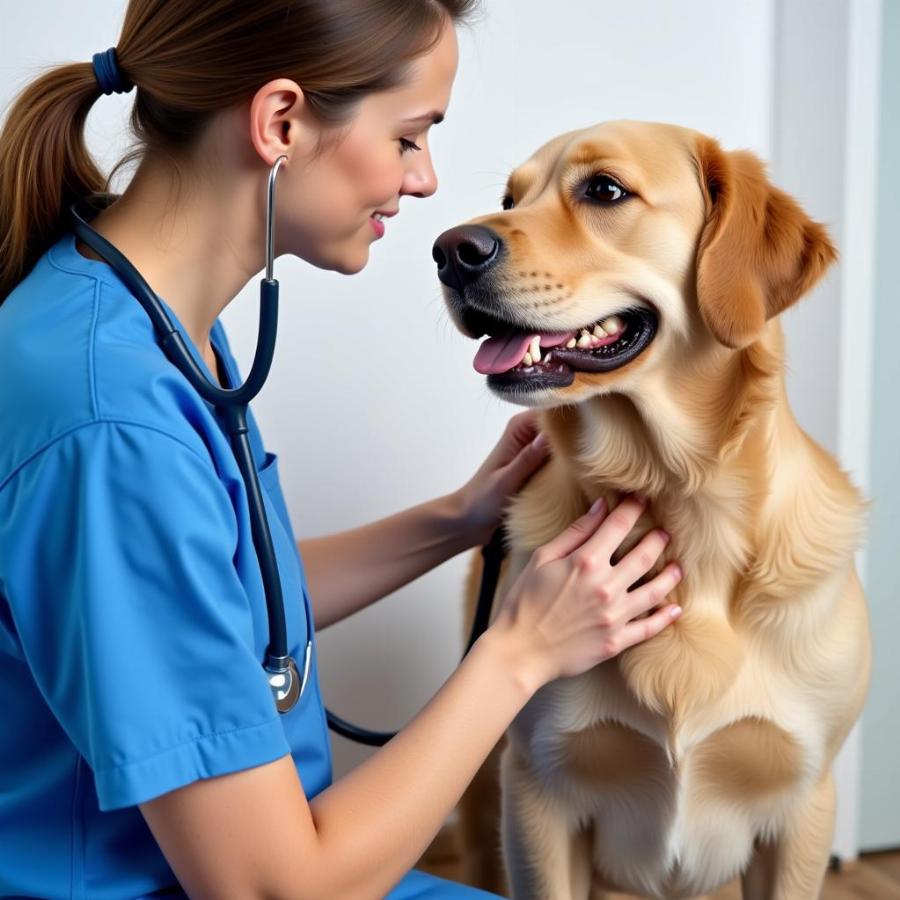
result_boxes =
[624,562,683,623]
[485,411,542,469]
[608,527,670,594]
[572,493,648,565]
[498,429,551,487]
[509,409,541,435]
[533,496,608,564]
[504,412,543,456]
[617,602,683,652]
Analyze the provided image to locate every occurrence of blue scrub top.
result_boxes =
[0,233,502,900]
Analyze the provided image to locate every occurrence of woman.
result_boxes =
[0,1,685,897]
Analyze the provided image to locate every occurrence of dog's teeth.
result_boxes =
[566,338,577,349]
[529,336,541,364]
[576,334,593,349]
[593,324,606,338]
[579,328,590,337]
[602,315,624,334]
[523,352,533,367]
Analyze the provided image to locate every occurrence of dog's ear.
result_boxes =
[692,135,838,349]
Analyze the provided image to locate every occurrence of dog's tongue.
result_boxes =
[473,329,576,374]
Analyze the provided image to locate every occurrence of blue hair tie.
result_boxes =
[92,47,133,95]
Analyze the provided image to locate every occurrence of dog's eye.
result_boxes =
[585,175,628,203]
[502,195,515,210]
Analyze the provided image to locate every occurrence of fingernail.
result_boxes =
[670,605,683,619]
[634,493,648,506]
[673,564,683,579]
[589,497,605,514]
[531,432,548,451]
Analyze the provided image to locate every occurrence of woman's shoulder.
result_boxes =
[0,234,217,486]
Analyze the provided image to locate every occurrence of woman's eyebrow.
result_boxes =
[401,111,445,126]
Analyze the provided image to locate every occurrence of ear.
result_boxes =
[692,135,838,349]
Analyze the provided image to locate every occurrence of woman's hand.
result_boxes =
[451,410,551,549]
[485,492,684,695]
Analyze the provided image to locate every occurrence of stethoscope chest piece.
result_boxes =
[266,656,301,713]
[265,639,311,713]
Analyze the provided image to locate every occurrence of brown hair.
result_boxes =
[0,0,480,302]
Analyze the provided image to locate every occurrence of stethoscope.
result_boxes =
[70,155,506,745]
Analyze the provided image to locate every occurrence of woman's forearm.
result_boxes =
[298,492,473,630]
[307,625,536,899]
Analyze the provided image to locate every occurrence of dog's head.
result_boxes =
[433,120,837,407]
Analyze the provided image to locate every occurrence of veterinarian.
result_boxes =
[0,1,685,897]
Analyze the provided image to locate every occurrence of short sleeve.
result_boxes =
[0,420,289,811]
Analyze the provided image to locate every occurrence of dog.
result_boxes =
[432,120,872,899]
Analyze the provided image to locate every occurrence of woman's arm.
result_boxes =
[140,495,681,900]
[299,411,552,631]
[298,491,471,631]
[140,626,532,900]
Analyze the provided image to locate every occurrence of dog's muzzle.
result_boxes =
[432,225,503,293]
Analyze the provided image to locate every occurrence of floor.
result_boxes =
[416,824,900,898]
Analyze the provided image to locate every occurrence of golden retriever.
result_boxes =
[432,120,872,899]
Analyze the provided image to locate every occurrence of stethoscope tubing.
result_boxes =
[68,156,506,744]
[69,155,308,715]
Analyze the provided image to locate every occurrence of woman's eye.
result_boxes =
[502,195,515,210]
[399,138,422,154]
[585,175,629,203]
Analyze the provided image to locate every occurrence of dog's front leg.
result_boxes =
[500,741,594,900]
[740,771,835,900]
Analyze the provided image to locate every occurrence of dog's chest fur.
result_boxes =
[496,401,867,895]
[506,651,818,897]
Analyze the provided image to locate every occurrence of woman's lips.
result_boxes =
[370,216,385,238]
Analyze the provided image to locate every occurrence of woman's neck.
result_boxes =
[77,153,264,353]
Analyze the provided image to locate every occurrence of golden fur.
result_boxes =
[442,121,872,899]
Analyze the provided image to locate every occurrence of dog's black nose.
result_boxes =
[432,225,502,293]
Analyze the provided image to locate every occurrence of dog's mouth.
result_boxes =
[463,304,658,391]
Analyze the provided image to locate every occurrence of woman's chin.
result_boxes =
[333,251,369,275]
[302,243,369,275]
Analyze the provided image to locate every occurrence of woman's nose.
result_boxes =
[402,155,438,199]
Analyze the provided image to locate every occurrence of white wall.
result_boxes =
[6,0,885,857]
[860,0,900,852]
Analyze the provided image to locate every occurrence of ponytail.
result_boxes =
[0,63,113,301]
